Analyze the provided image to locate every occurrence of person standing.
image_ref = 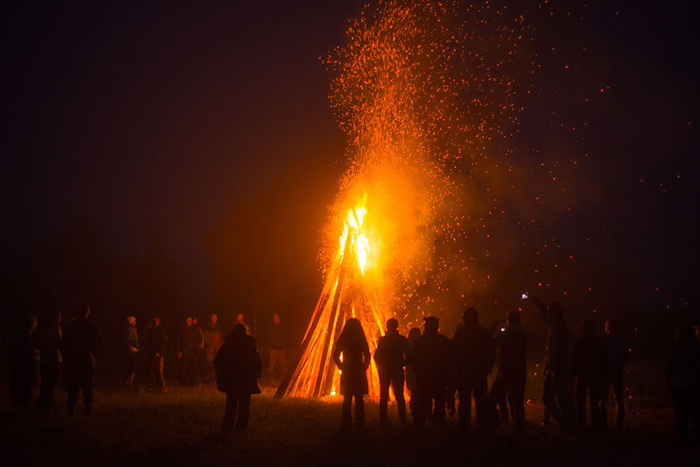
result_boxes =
[192,317,206,384]
[215,324,262,432]
[452,307,496,429]
[374,318,410,425]
[601,319,627,428]
[405,327,421,416]
[125,316,139,387]
[535,300,576,432]
[9,315,39,410]
[488,310,528,433]
[265,314,288,378]
[177,317,201,386]
[148,316,168,391]
[62,304,103,415]
[572,318,607,429]
[409,316,451,427]
[332,318,371,429]
[38,309,62,408]
[667,325,700,444]
[202,313,223,383]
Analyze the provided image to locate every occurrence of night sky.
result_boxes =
[2,1,698,336]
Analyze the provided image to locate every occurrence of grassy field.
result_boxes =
[0,381,696,467]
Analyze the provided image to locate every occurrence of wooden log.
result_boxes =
[274,274,335,398]
[311,246,350,397]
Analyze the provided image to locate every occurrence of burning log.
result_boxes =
[277,0,532,401]
[276,207,388,400]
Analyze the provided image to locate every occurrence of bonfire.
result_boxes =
[277,0,532,400]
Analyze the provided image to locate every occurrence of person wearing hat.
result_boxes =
[125,315,140,388]
[409,316,451,427]
[215,323,262,432]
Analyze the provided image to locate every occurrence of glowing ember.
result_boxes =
[277,0,534,400]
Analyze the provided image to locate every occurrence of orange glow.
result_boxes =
[276,0,533,401]
[339,197,371,275]
[277,195,389,400]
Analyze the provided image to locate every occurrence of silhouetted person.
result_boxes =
[62,304,103,415]
[601,319,627,428]
[177,317,201,386]
[193,317,206,384]
[405,327,421,416]
[666,325,700,444]
[572,318,606,429]
[148,316,168,391]
[488,320,510,425]
[529,297,575,431]
[203,313,222,383]
[9,315,38,410]
[410,316,451,427]
[332,318,371,429]
[215,324,262,432]
[488,310,528,433]
[125,315,139,387]
[38,309,62,408]
[374,318,409,424]
[446,323,463,420]
[452,307,496,429]
[265,313,288,377]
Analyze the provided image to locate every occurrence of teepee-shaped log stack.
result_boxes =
[276,228,387,400]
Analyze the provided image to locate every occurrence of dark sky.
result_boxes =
[2,1,357,250]
[1,1,698,326]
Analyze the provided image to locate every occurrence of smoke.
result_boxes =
[318,0,538,327]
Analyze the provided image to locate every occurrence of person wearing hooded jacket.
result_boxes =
[215,324,262,432]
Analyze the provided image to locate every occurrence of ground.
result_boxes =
[0,381,696,466]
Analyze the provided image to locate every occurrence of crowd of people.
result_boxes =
[5,299,700,444]
[327,297,700,444]
[119,310,287,391]
[6,307,286,412]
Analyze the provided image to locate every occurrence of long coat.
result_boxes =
[214,333,261,395]
[332,334,370,396]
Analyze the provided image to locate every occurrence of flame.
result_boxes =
[276,194,388,400]
[277,0,534,402]
[339,198,371,275]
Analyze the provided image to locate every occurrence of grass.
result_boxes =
[0,380,697,467]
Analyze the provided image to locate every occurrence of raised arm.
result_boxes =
[527,295,549,322]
